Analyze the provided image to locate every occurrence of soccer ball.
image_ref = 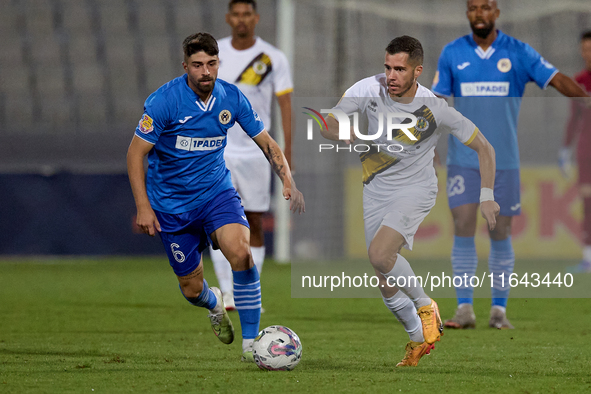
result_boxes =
[252,326,302,371]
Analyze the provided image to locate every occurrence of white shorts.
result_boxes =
[225,154,271,212]
[363,182,437,251]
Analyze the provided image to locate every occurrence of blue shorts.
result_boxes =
[154,188,249,277]
[447,165,521,216]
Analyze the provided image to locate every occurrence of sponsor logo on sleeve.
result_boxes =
[175,135,226,151]
[138,114,154,134]
[540,57,555,69]
[253,110,261,122]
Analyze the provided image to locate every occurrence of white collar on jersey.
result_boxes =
[475,46,495,60]
[195,95,216,112]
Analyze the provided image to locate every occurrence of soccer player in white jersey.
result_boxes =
[127,33,303,362]
[210,0,294,310]
[322,36,499,367]
[432,0,589,329]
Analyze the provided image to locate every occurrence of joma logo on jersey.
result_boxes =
[175,136,226,151]
[460,82,510,96]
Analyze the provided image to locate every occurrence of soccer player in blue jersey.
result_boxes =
[127,33,304,361]
[432,0,589,329]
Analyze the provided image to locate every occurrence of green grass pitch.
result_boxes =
[1,257,591,393]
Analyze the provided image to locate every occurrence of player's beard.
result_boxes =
[388,76,416,98]
[235,24,250,38]
[191,76,216,97]
[470,20,495,39]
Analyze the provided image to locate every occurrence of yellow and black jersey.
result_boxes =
[218,36,293,157]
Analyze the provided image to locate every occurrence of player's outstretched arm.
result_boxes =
[253,130,305,214]
[549,72,591,105]
[127,135,161,236]
[465,130,500,231]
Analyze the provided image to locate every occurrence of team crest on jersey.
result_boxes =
[415,116,429,132]
[138,114,154,134]
[219,109,232,125]
[236,52,273,86]
[253,60,268,75]
[497,58,512,73]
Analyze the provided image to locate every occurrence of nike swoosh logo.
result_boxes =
[241,216,247,221]
[510,203,521,211]
[457,62,470,70]
[179,116,192,124]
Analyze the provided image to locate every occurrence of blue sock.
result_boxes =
[451,236,478,306]
[489,237,514,308]
[233,266,261,340]
[180,280,217,310]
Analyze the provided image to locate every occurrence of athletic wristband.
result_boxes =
[480,187,494,203]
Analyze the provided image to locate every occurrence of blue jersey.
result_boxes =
[135,75,265,214]
[432,30,558,170]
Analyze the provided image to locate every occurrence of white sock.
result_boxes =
[251,246,265,275]
[382,254,431,310]
[584,246,591,263]
[209,246,233,294]
[383,292,424,342]
[242,338,254,352]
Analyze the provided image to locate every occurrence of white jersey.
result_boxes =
[333,75,478,199]
[218,36,293,158]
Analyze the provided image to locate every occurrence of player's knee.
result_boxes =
[368,246,397,273]
[453,216,476,236]
[230,246,253,270]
